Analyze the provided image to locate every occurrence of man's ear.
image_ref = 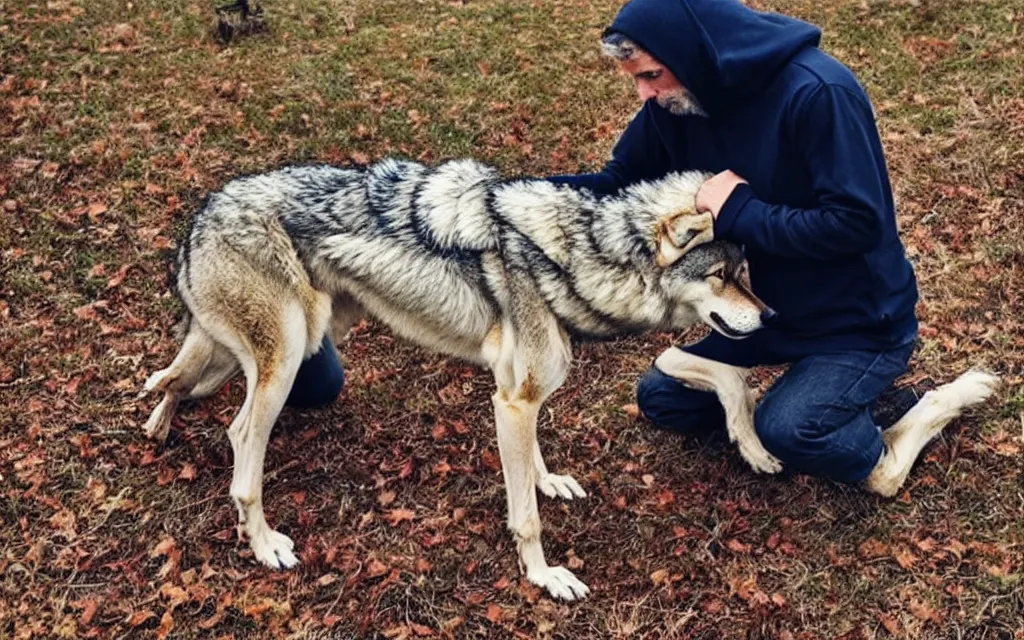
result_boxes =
[655,211,714,267]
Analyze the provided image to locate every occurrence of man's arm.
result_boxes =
[548,102,670,195]
[711,84,888,260]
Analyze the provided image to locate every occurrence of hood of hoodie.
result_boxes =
[607,0,822,115]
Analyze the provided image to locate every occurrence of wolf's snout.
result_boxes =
[760,307,778,326]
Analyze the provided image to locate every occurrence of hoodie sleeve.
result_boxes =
[548,102,670,195]
[713,83,887,260]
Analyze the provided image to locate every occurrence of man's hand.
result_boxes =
[696,170,748,219]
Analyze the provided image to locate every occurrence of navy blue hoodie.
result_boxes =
[550,0,918,357]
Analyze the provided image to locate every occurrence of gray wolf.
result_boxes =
[140,157,778,601]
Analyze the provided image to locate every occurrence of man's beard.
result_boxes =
[657,88,708,117]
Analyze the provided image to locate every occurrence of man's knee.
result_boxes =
[753,385,842,455]
[286,338,345,408]
[636,366,721,433]
[754,392,880,483]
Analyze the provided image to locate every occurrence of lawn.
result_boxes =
[1,0,1022,638]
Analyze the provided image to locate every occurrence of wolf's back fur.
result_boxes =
[181,158,715,355]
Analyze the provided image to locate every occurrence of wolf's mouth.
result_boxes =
[710,312,755,339]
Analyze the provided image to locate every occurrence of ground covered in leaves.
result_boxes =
[2,0,1023,638]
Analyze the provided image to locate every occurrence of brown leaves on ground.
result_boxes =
[2,0,1022,638]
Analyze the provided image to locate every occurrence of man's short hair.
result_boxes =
[600,30,640,61]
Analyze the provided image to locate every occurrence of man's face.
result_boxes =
[617,49,706,117]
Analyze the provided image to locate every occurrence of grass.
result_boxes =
[1,0,1023,638]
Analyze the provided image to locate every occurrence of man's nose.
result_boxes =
[636,82,657,101]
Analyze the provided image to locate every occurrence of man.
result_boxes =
[548,0,922,488]
[285,336,345,408]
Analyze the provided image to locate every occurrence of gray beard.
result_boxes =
[657,88,708,117]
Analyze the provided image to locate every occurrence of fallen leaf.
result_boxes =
[650,569,669,585]
[87,202,108,222]
[877,611,901,635]
[385,508,415,526]
[157,465,176,486]
[150,536,177,558]
[893,547,917,569]
[727,538,751,554]
[178,463,196,481]
[366,558,388,577]
[480,449,501,472]
[398,458,414,479]
[908,599,944,624]
[383,626,411,640]
[106,264,130,288]
[485,603,502,624]
[323,614,343,627]
[858,538,888,559]
[126,610,156,627]
[78,600,98,626]
[159,583,187,607]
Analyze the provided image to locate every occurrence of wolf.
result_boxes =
[140,157,780,601]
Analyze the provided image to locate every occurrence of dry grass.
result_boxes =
[1,0,1022,638]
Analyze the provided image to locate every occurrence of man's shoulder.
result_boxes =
[784,48,865,95]
[767,48,871,114]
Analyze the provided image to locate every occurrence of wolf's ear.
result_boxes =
[655,211,714,268]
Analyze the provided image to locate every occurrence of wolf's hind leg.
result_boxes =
[143,324,218,442]
[866,370,999,497]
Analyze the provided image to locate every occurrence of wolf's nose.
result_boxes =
[760,307,778,326]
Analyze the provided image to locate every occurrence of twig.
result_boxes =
[264,458,301,482]
[168,493,225,513]
[57,567,79,614]
[0,374,45,389]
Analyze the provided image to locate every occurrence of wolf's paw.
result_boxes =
[942,370,1000,408]
[250,528,298,570]
[537,473,587,500]
[527,565,590,601]
[142,395,174,443]
[738,438,783,475]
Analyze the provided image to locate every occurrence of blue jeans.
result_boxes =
[636,332,915,484]
[285,335,345,408]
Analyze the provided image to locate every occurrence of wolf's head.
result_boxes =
[660,240,774,339]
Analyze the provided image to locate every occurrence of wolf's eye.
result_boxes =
[707,269,725,281]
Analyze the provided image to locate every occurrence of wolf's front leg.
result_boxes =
[492,390,589,601]
[654,348,782,474]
